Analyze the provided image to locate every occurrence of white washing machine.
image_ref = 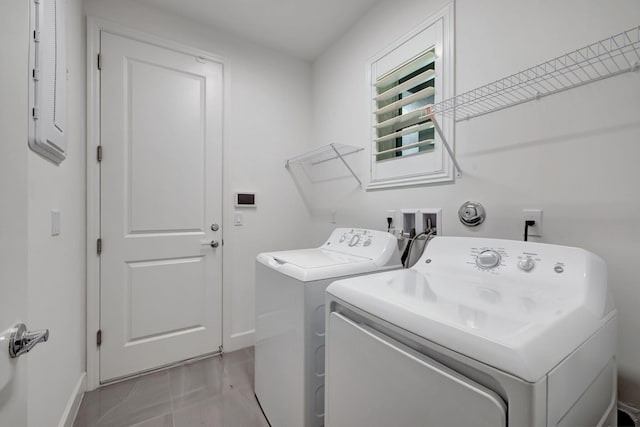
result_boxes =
[255,228,401,427]
[325,236,618,427]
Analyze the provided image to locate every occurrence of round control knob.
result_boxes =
[339,235,346,243]
[518,257,535,272]
[476,250,502,269]
[348,235,360,247]
[363,240,372,247]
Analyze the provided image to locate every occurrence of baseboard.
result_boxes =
[226,329,255,352]
[58,372,86,427]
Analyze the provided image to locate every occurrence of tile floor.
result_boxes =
[73,347,269,427]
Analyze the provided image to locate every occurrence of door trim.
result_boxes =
[86,17,228,391]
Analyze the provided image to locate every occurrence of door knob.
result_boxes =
[201,240,219,248]
[9,323,49,358]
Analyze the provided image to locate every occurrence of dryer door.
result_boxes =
[326,312,507,427]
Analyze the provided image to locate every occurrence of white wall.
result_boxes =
[0,0,87,425]
[84,0,313,352]
[311,0,640,406]
[26,0,87,425]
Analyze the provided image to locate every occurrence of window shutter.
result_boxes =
[374,49,436,162]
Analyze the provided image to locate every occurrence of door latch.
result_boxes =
[201,240,220,248]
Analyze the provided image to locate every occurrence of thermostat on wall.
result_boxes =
[234,192,256,207]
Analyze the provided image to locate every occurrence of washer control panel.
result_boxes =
[323,228,398,262]
[330,229,374,249]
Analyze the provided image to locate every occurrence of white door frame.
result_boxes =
[86,17,228,391]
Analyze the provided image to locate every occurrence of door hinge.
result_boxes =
[97,238,102,255]
[96,329,102,347]
[97,53,102,70]
[97,145,103,162]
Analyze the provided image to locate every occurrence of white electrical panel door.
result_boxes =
[28,0,67,164]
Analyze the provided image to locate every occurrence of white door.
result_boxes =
[99,31,224,382]
[0,247,28,427]
[1,0,29,421]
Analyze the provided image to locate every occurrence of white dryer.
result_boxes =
[325,236,618,427]
[255,228,401,427]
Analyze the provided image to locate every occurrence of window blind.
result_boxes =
[374,49,436,162]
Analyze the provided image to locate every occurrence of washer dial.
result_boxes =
[348,235,360,247]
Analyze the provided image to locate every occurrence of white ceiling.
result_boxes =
[136,0,380,61]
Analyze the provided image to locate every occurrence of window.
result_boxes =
[368,4,454,189]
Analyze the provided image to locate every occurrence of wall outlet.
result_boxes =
[386,209,396,230]
[523,209,543,237]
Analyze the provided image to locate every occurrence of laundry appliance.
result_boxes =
[325,236,617,427]
[255,228,401,427]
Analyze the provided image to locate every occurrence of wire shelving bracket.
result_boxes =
[285,143,365,188]
[422,25,640,177]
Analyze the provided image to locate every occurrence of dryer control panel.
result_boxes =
[416,236,604,286]
[322,228,400,267]
[462,241,571,278]
[412,236,612,326]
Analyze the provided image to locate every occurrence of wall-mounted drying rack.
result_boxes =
[422,25,640,177]
[285,143,365,187]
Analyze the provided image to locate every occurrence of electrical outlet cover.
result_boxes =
[523,209,543,237]
[234,211,243,226]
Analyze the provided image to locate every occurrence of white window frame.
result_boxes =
[367,4,455,190]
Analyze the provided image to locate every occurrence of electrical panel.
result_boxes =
[28,0,67,164]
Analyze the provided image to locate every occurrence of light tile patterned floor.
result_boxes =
[73,347,269,427]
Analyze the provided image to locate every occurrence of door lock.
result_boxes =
[210,224,219,231]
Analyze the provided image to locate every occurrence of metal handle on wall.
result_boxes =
[9,323,49,358]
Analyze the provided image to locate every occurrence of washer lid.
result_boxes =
[327,236,616,382]
[256,228,402,282]
[266,248,370,269]
[257,249,381,282]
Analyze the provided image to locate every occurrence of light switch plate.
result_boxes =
[51,210,61,236]
[234,211,243,226]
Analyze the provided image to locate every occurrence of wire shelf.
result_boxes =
[286,143,363,166]
[285,143,364,187]
[430,25,640,121]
